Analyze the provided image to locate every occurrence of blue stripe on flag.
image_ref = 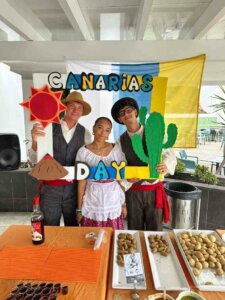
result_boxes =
[112,63,160,140]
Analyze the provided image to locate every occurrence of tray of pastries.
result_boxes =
[112,230,147,290]
[144,231,189,291]
[174,229,225,291]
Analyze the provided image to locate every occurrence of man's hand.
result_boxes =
[127,178,140,183]
[156,163,168,175]
[122,205,127,218]
[31,123,46,151]
[31,123,45,143]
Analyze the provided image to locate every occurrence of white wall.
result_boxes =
[0,64,26,160]
[22,79,33,156]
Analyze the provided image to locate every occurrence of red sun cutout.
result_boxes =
[20,85,66,128]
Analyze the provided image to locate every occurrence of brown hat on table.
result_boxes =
[63,91,91,116]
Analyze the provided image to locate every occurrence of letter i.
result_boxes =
[121,73,127,91]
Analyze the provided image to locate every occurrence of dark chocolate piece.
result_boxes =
[61,285,68,295]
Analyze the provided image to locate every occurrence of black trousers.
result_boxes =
[125,189,163,231]
[40,182,78,226]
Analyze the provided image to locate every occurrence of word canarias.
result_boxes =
[48,72,153,92]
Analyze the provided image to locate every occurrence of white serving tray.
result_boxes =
[112,230,147,290]
[173,229,225,292]
[144,231,190,291]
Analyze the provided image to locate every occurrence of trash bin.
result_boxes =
[164,182,202,230]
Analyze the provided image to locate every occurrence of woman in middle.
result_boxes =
[75,117,127,229]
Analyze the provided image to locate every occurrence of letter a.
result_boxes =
[94,161,109,180]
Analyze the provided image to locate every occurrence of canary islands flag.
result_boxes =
[66,54,205,148]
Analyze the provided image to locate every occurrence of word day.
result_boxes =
[75,160,126,180]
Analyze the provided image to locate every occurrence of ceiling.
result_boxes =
[0,0,225,80]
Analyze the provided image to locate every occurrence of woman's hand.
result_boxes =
[76,212,83,225]
[122,205,127,218]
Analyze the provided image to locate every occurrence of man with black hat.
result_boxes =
[111,97,177,231]
[29,91,92,226]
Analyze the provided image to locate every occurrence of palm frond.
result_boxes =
[209,103,225,109]
[209,107,225,113]
[220,86,225,94]
[219,114,225,122]
[209,87,225,127]
[210,88,225,110]
[211,95,225,101]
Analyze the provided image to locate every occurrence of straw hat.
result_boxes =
[111,97,139,124]
[64,91,91,116]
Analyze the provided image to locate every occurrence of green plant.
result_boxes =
[132,110,178,178]
[20,162,29,168]
[175,158,185,173]
[211,86,225,113]
[20,159,34,169]
[210,86,225,126]
[193,165,218,185]
[210,86,225,168]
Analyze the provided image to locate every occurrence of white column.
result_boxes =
[0,63,25,160]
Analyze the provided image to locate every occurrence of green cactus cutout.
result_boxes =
[132,110,178,178]
[163,123,178,148]
[139,106,147,126]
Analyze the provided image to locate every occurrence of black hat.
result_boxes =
[111,97,139,124]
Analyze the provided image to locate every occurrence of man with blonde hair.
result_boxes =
[30,91,92,226]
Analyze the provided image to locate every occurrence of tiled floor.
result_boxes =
[0,212,31,235]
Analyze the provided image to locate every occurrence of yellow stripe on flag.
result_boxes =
[158,54,205,148]
[150,77,168,115]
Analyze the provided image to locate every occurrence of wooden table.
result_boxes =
[1,226,225,300]
[0,225,113,300]
[106,231,225,300]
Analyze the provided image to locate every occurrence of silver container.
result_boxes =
[164,182,202,230]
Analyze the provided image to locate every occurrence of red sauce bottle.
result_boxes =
[31,196,45,245]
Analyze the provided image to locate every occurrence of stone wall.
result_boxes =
[0,169,39,212]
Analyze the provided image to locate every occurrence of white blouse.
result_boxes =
[76,143,126,221]
[76,143,126,168]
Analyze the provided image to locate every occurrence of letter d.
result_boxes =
[75,162,90,180]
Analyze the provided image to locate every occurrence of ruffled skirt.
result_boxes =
[82,215,124,230]
[82,180,125,221]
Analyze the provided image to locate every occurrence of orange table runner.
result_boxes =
[0,245,101,283]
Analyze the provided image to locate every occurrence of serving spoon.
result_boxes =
[130,280,140,300]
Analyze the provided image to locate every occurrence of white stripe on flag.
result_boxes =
[165,114,197,118]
